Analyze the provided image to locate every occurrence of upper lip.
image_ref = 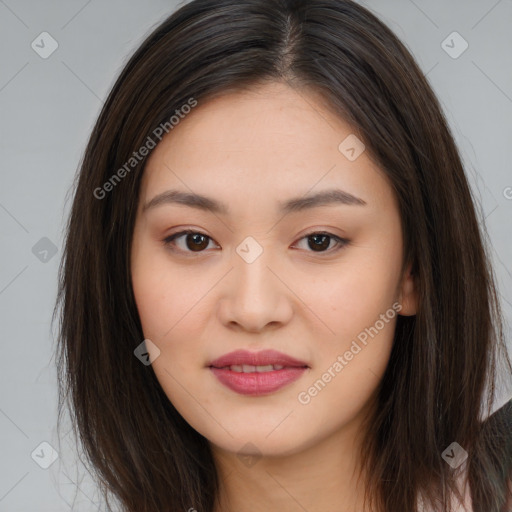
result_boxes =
[209,349,309,368]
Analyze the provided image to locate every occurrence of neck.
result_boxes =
[210,403,375,512]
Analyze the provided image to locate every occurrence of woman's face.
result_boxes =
[130,81,416,458]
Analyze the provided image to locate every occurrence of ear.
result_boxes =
[397,263,418,316]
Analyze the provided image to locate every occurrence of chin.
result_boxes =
[195,416,321,458]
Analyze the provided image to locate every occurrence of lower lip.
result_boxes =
[209,366,308,396]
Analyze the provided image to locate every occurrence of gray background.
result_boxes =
[1,0,511,510]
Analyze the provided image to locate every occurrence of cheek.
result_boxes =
[131,252,210,407]
[295,240,401,394]
[131,247,212,343]
[299,256,401,347]
[296,309,396,435]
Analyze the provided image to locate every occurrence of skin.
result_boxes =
[130,81,418,512]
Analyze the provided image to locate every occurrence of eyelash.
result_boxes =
[162,229,350,256]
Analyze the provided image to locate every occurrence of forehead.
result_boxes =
[140,82,393,214]
[151,82,351,162]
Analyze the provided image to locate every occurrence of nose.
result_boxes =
[216,249,293,333]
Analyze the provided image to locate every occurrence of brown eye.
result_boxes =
[294,232,349,254]
[308,233,331,252]
[184,232,210,251]
[163,230,215,254]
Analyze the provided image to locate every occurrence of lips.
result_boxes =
[208,349,309,369]
[208,349,309,396]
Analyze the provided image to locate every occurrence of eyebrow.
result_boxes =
[142,188,367,215]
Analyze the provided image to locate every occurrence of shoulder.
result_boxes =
[472,396,512,510]
[420,398,512,512]
[494,397,512,509]
[480,396,512,467]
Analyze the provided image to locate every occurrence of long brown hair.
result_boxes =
[53,0,512,510]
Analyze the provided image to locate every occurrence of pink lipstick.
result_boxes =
[208,349,309,396]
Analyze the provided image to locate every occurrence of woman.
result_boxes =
[54,0,512,510]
